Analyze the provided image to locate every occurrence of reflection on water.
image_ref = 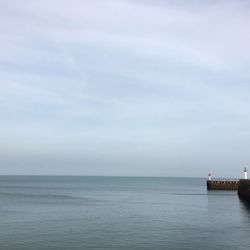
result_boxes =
[239,196,250,219]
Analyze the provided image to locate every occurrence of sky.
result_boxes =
[0,0,250,177]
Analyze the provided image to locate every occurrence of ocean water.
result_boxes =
[0,176,250,250]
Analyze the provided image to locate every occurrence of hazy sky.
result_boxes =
[1,0,250,177]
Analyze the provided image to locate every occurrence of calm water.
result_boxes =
[1,176,250,250]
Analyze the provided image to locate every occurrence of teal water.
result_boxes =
[0,176,250,250]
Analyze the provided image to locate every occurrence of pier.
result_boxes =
[238,179,250,201]
[207,168,250,202]
[207,180,239,190]
[206,172,239,190]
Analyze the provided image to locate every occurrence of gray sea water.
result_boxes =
[0,176,250,250]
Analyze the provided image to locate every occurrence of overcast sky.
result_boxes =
[0,0,250,177]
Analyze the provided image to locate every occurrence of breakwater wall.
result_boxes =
[238,179,250,201]
[207,180,239,190]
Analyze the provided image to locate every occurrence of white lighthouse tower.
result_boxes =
[244,168,248,179]
[208,173,211,181]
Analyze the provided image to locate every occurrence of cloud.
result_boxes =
[0,0,250,176]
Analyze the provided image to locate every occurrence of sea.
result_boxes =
[0,176,250,250]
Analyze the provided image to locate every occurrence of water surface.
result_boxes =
[1,176,250,250]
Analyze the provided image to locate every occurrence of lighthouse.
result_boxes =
[244,168,248,179]
[208,173,211,181]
